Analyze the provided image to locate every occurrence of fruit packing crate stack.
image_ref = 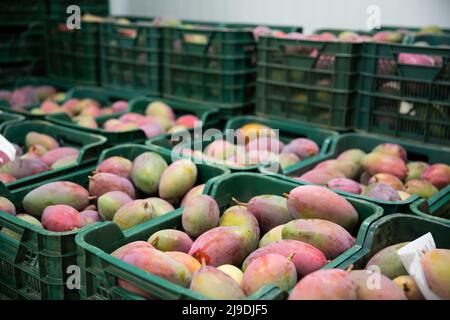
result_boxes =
[256,33,362,131]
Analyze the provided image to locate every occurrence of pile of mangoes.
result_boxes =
[0,85,63,109]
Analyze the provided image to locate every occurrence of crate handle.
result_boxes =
[178,29,215,54]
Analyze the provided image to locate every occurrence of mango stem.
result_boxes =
[232,197,248,207]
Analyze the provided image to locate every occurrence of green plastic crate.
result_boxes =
[0,23,44,63]
[100,20,162,96]
[411,185,450,226]
[0,0,46,23]
[0,144,228,300]
[46,19,101,86]
[47,96,219,146]
[279,132,450,214]
[336,213,450,270]
[47,0,109,19]
[403,33,450,46]
[163,24,301,108]
[356,41,450,145]
[146,115,338,173]
[257,35,362,131]
[0,112,24,133]
[0,120,106,193]
[0,61,44,89]
[75,172,382,300]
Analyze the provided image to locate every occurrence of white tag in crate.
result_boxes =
[0,134,16,162]
[397,232,442,300]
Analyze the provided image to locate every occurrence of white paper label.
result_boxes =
[0,134,16,161]
[397,232,442,300]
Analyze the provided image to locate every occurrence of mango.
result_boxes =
[421,164,450,190]
[145,197,175,216]
[166,251,201,274]
[403,179,439,199]
[103,119,121,130]
[246,137,284,154]
[242,195,291,233]
[159,159,197,200]
[0,173,16,184]
[111,100,128,113]
[421,249,450,299]
[89,172,136,199]
[365,242,409,279]
[297,168,345,185]
[219,206,260,250]
[361,153,407,180]
[287,185,358,231]
[362,183,401,201]
[25,132,59,150]
[113,199,156,230]
[288,269,357,300]
[96,156,133,179]
[242,253,297,295]
[337,149,366,165]
[182,194,219,237]
[74,116,98,129]
[23,181,89,217]
[41,205,86,232]
[259,225,284,248]
[131,152,168,195]
[27,144,47,157]
[279,152,300,170]
[119,246,192,288]
[111,241,154,259]
[0,158,49,179]
[0,197,16,215]
[51,155,78,169]
[145,101,175,120]
[349,270,407,300]
[148,229,193,253]
[190,266,245,299]
[393,275,424,300]
[397,191,412,200]
[41,147,79,166]
[406,161,429,181]
[237,123,276,144]
[217,264,244,286]
[180,184,205,207]
[80,209,102,224]
[326,178,362,194]
[282,138,319,160]
[204,140,237,161]
[315,159,359,179]
[368,173,403,190]
[189,226,254,267]
[372,143,407,161]
[1,214,43,240]
[282,219,355,259]
[97,191,133,221]
[242,240,327,276]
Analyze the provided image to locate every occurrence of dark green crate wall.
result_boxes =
[257,36,362,131]
[47,0,109,19]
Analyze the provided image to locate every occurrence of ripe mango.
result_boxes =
[368,173,403,190]
[204,140,237,161]
[159,159,197,200]
[362,183,401,201]
[145,101,175,120]
[166,251,201,274]
[1,214,43,240]
[287,185,358,231]
[131,152,168,195]
[180,184,205,207]
[279,152,300,170]
[89,172,136,199]
[288,269,357,300]
[297,168,345,185]
[111,241,154,259]
[403,179,439,199]
[282,138,319,160]
[97,191,133,221]
[326,178,362,194]
[372,143,407,160]
[41,147,79,166]
[0,158,49,179]
[112,199,156,230]
[188,226,254,267]
[0,173,16,184]
[421,249,450,299]
[393,275,424,300]
[23,181,89,217]
[361,152,407,180]
[190,266,245,299]
[148,229,193,253]
[51,155,78,169]
[406,161,429,181]
[421,164,450,190]
[365,242,409,279]
[246,136,284,154]
[220,205,260,250]
[182,194,219,237]
[0,197,16,215]
[244,195,291,233]
[41,205,86,232]
[242,253,297,295]
[25,132,59,150]
[282,219,355,259]
[349,270,407,300]
[237,123,276,144]
[96,156,133,179]
[315,159,359,179]
[217,264,244,286]
[145,197,175,217]
[80,209,102,224]
[242,239,327,276]
[259,225,284,248]
[337,149,366,165]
